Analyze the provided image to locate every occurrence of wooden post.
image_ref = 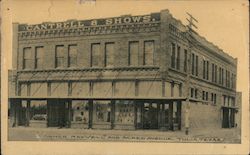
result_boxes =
[168,102,173,130]
[162,103,166,130]
[157,102,161,129]
[177,101,182,130]
[141,102,144,129]
[26,100,30,127]
[67,99,72,128]
[46,99,50,127]
[88,100,93,129]
[111,100,115,129]
[134,101,137,129]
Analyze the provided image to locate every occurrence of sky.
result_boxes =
[4,0,249,93]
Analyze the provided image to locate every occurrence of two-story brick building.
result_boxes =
[8,9,239,131]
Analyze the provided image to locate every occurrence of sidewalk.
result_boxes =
[8,126,241,143]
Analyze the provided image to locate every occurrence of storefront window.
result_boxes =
[173,101,178,123]
[71,100,89,124]
[164,103,169,124]
[30,101,47,121]
[115,100,134,124]
[93,101,111,123]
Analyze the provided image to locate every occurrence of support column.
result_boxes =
[111,100,115,129]
[161,103,167,130]
[134,101,137,129]
[168,102,173,130]
[46,99,50,127]
[67,99,72,128]
[157,102,161,129]
[141,102,144,129]
[26,100,30,127]
[177,101,182,130]
[88,100,93,129]
[12,99,21,127]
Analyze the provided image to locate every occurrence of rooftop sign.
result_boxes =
[18,13,160,31]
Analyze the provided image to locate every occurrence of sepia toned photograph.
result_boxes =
[1,0,249,155]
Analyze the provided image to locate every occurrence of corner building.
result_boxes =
[8,10,238,131]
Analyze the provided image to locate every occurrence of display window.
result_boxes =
[71,100,89,124]
[30,101,47,121]
[115,100,134,124]
[93,101,111,123]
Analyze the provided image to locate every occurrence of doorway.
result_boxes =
[47,100,67,127]
[222,108,235,128]
[143,103,158,129]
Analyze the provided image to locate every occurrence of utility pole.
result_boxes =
[185,12,198,135]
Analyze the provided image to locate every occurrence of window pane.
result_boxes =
[144,41,154,65]
[36,47,43,58]
[30,101,47,121]
[191,53,195,75]
[93,101,111,123]
[129,42,139,66]
[23,47,31,59]
[69,45,77,67]
[71,100,89,123]
[23,60,32,69]
[23,47,32,69]
[176,46,180,70]
[91,43,102,67]
[171,43,176,68]
[35,47,44,69]
[115,100,134,124]
[56,45,64,68]
[173,101,178,123]
[105,43,115,67]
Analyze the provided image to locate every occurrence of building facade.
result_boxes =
[8,10,239,131]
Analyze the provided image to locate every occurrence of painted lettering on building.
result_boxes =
[18,14,160,31]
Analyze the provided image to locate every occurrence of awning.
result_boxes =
[8,96,187,102]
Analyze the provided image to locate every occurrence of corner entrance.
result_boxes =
[143,103,158,129]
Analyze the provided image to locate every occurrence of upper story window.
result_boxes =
[225,70,231,88]
[171,43,176,68]
[214,65,217,83]
[144,40,154,66]
[231,73,236,89]
[176,45,180,70]
[68,45,77,67]
[184,49,188,72]
[195,55,198,76]
[128,41,139,66]
[55,45,64,68]
[35,46,44,69]
[191,53,198,76]
[203,59,209,80]
[105,42,115,67]
[212,63,217,83]
[231,73,234,89]
[221,68,224,86]
[91,43,102,67]
[211,93,217,105]
[219,67,222,84]
[23,47,32,69]
[190,88,198,99]
[202,91,209,101]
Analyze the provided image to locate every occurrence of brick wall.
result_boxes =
[181,101,221,130]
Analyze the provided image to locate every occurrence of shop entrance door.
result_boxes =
[48,100,66,127]
[18,101,28,126]
[222,108,229,128]
[143,103,158,129]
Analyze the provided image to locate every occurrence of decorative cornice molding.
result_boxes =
[18,22,160,40]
